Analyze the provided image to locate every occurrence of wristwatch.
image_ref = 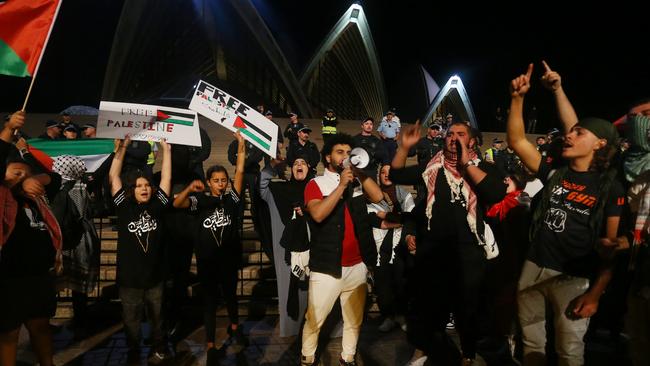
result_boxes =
[463,160,476,169]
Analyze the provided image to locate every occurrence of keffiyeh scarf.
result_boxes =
[421,149,498,259]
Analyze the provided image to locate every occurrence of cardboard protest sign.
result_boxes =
[97,101,201,147]
[189,80,278,158]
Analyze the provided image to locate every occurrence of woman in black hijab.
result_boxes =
[260,153,313,337]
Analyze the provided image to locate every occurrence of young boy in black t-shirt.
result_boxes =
[109,136,172,365]
[507,64,625,365]
[173,131,246,363]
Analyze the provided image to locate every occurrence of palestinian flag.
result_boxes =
[28,138,115,172]
[156,109,194,126]
[0,0,62,77]
[233,115,272,150]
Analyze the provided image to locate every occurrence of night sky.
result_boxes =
[1,0,647,134]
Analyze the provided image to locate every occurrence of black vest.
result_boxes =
[308,186,376,278]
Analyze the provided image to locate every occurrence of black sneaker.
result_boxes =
[339,357,357,366]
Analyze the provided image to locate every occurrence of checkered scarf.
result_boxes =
[421,150,479,234]
[53,155,87,182]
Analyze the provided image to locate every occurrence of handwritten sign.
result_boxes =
[189,81,278,158]
[97,101,201,147]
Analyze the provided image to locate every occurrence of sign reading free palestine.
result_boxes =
[189,80,278,158]
[97,101,201,147]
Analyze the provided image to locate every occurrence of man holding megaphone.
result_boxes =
[300,134,383,366]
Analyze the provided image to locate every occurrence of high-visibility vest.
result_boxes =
[147,141,156,165]
[322,116,337,134]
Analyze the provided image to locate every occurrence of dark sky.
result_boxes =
[2,0,647,133]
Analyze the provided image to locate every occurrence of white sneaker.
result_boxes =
[405,355,428,366]
[446,313,455,330]
[378,317,397,332]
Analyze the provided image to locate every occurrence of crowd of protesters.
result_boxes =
[0,61,649,366]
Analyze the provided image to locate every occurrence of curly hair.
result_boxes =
[320,133,356,168]
[590,140,619,172]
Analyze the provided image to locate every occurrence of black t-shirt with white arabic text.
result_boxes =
[113,188,169,289]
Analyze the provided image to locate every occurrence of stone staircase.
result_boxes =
[54,191,272,319]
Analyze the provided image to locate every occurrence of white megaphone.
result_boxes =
[342,147,370,169]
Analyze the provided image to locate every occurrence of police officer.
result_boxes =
[321,108,338,145]
[353,117,388,179]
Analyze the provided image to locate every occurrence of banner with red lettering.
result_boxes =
[96,101,201,147]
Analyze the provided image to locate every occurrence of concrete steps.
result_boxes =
[56,191,274,318]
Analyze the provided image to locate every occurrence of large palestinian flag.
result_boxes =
[0,0,61,77]
[27,138,115,172]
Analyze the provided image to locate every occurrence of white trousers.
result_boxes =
[301,262,367,362]
[517,260,590,366]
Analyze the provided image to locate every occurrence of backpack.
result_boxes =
[51,180,85,250]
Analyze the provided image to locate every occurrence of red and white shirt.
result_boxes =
[304,169,363,267]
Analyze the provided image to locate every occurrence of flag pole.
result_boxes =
[21,0,63,112]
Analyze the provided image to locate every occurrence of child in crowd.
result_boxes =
[108,136,172,365]
[173,131,246,365]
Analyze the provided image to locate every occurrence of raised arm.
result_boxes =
[173,179,205,208]
[158,139,172,196]
[541,60,578,132]
[507,63,542,173]
[458,139,487,185]
[1,110,25,143]
[232,131,246,195]
[391,121,421,169]
[109,137,130,195]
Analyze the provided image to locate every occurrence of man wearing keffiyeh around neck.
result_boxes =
[389,121,507,366]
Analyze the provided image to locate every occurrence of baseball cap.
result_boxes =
[575,117,618,145]
[264,110,273,116]
[64,125,78,133]
[493,137,504,143]
[81,122,96,129]
[45,120,59,128]
[288,112,297,117]
[298,126,312,133]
